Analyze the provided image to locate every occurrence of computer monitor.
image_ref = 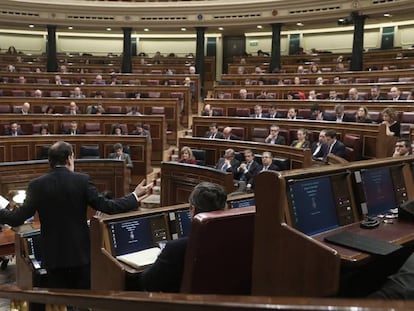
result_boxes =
[287,176,339,235]
[359,167,397,217]
[229,197,255,209]
[22,229,43,270]
[107,214,169,257]
[169,209,192,240]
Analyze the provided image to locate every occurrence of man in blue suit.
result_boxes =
[323,130,346,159]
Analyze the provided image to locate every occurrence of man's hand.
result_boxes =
[134,179,154,197]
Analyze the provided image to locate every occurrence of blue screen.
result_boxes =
[361,167,396,216]
[288,176,339,235]
[229,198,255,209]
[108,216,160,256]
[176,210,192,238]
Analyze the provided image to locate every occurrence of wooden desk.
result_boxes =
[0,228,15,257]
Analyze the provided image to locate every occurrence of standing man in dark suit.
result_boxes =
[108,143,133,169]
[323,130,346,159]
[204,123,224,139]
[265,125,285,145]
[215,148,240,179]
[0,141,151,290]
[138,182,227,292]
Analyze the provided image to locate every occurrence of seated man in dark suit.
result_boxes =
[311,129,329,161]
[236,149,260,192]
[265,124,285,145]
[250,104,269,119]
[222,126,239,140]
[138,182,227,293]
[204,123,224,139]
[323,129,346,159]
[258,151,280,172]
[131,122,152,144]
[64,120,81,135]
[215,148,240,178]
[108,143,133,169]
[5,121,23,136]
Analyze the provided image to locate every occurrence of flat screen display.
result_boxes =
[288,176,339,235]
[229,197,255,209]
[108,214,167,256]
[360,167,396,216]
[169,209,192,239]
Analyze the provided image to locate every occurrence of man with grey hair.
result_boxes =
[215,148,240,178]
[138,182,227,292]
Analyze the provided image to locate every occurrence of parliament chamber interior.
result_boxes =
[2,0,414,310]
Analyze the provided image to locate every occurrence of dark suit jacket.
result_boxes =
[223,134,240,140]
[325,140,346,158]
[237,161,260,186]
[258,163,280,172]
[131,129,152,143]
[267,112,285,119]
[265,135,285,145]
[312,142,329,160]
[108,152,133,168]
[64,129,81,135]
[5,129,24,136]
[215,158,240,178]
[0,167,138,270]
[139,237,188,293]
[249,113,269,119]
[204,131,224,139]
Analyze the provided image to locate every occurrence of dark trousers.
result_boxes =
[47,264,91,289]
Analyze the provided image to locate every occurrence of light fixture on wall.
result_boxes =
[383,13,392,17]
[181,28,187,31]
[29,24,34,28]
[144,28,149,32]
[257,25,263,29]
[296,22,304,27]
[218,27,224,31]
[68,26,73,30]
[106,27,112,31]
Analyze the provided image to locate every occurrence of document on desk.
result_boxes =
[0,195,9,210]
[116,247,161,268]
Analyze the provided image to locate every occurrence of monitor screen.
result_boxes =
[25,230,42,263]
[169,209,192,239]
[229,197,255,209]
[108,214,168,256]
[360,167,397,216]
[288,176,339,235]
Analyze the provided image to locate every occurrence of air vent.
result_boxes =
[141,16,188,21]
[0,10,39,17]
[213,13,262,20]
[289,6,341,15]
[67,15,115,21]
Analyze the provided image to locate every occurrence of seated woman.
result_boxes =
[111,124,124,136]
[290,128,311,149]
[382,107,400,137]
[178,146,197,164]
[355,106,373,123]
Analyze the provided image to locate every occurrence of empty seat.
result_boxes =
[191,149,206,166]
[0,105,11,113]
[368,111,381,123]
[251,128,268,143]
[106,106,123,114]
[80,145,100,159]
[399,77,414,83]
[148,92,161,98]
[151,107,165,115]
[378,77,397,83]
[146,80,159,86]
[343,134,362,161]
[223,92,232,99]
[355,78,372,83]
[84,122,101,134]
[298,109,311,119]
[181,207,255,295]
[211,107,224,116]
[36,78,50,84]
[235,108,250,117]
[112,91,126,98]
[50,90,63,97]
[231,127,245,140]
[400,112,414,138]
[11,90,26,97]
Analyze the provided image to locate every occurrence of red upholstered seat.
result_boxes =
[251,128,269,143]
[181,207,255,295]
[343,134,362,161]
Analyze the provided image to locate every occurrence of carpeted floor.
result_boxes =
[0,257,16,311]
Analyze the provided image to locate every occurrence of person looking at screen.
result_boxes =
[137,182,227,292]
[0,141,152,290]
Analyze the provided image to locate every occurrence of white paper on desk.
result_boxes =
[0,195,9,209]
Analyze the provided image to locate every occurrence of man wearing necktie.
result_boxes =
[108,143,133,169]
[323,130,346,160]
[65,121,80,135]
[259,152,280,173]
[236,149,259,191]
[204,123,224,139]
[7,122,23,136]
[215,148,240,179]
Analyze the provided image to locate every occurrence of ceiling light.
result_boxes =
[144,28,149,32]
[218,27,224,31]
[106,27,112,31]
[296,22,304,26]
[68,26,73,30]
[257,25,263,29]
[384,13,392,17]
[181,28,187,31]
[29,24,34,28]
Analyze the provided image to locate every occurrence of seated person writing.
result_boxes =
[137,182,227,292]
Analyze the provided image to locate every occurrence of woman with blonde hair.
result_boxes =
[382,107,400,137]
[290,128,311,149]
[178,146,197,164]
[355,106,373,123]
